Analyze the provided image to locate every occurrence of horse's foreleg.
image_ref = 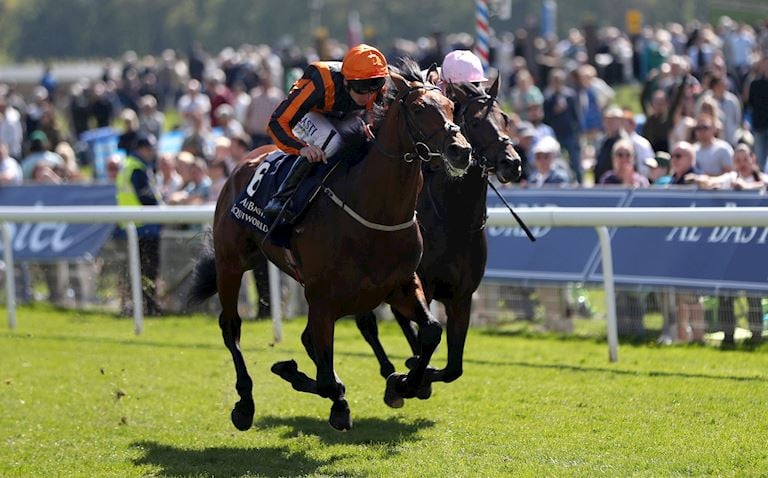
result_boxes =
[308,307,351,431]
[217,268,254,431]
[270,324,320,394]
[385,274,442,408]
[429,294,472,384]
[355,311,396,378]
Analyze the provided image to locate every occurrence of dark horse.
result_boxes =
[188,59,472,431]
[353,76,521,390]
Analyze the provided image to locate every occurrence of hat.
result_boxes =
[604,105,624,119]
[516,121,536,138]
[532,136,561,155]
[29,130,49,144]
[652,151,671,169]
[135,133,157,149]
[441,50,488,83]
[342,44,388,80]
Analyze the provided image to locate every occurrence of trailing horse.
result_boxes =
[188,58,471,431]
[354,77,522,391]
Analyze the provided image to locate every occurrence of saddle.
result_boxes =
[230,112,369,247]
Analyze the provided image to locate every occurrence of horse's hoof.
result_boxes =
[379,362,396,379]
[271,359,298,379]
[230,399,254,431]
[329,400,352,431]
[384,373,405,409]
[416,382,432,400]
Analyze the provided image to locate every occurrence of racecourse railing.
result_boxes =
[2,205,768,363]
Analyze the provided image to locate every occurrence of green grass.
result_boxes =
[2,305,767,477]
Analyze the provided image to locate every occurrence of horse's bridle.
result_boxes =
[454,94,514,174]
[374,84,462,163]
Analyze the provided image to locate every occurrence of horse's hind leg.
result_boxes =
[355,311,396,378]
[217,264,254,431]
[384,273,442,408]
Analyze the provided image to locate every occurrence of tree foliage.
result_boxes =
[0,0,723,61]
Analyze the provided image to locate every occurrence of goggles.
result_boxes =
[348,77,386,94]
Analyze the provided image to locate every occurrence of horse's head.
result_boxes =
[445,77,522,183]
[388,62,472,178]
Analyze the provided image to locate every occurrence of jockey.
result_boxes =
[439,50,488,89]
[263,43,389,218]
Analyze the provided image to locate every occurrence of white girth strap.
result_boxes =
[322,186,416,232]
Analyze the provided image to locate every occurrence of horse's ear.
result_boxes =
[426,63,439,85]
[488,74,500,99]
[390,72,410,95]
[445,82,463,102]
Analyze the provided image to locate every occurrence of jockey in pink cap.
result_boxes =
[440,50,488,86]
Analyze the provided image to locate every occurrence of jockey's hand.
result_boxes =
[300,144,327,163]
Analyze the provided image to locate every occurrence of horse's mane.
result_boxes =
[372,57,425,130]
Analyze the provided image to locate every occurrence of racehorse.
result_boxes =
[188,58,472,431]
[353,76,522,392]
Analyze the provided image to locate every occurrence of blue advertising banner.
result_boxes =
[0,185,116,261]
[587,189,768,293]
[485,188,628,282]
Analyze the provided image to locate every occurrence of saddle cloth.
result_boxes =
[230,151,340,247]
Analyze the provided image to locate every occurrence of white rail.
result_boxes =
[2,205,768,362]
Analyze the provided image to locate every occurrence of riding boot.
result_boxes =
[263,157,313,219]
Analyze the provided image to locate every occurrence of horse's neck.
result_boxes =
[421,164,487,229]
[340,113,422,224]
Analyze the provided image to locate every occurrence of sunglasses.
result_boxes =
[614,151,632,158]
[671,152,687,159]
[349,78,386,94]
[695,124,711,130]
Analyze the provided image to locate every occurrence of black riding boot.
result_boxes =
[263,157,313,219]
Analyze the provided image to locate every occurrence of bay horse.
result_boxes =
[353,77,522,392]
[188,59,472,431]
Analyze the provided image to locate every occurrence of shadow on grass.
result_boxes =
[131,441,336,478]
[254,415,435,445]
[131,417,433,477]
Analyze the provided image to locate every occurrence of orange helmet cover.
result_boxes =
[342,44,388,80]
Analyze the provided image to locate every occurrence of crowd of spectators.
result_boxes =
[1,16,767,341]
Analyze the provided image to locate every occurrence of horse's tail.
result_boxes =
[187,251,218,306]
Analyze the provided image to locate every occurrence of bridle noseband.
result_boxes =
[374,84,462,163]
[454,94,514,174]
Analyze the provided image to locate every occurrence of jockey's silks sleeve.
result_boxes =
[268,64,335,155]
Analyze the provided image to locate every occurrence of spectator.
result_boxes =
[509,69,543,121]
[687,143,765,190]
[745,57,768,170]
[644,151,671,184]
[543,69,582,183]
[245,72,285,147]
[68,83,91,137]
[598,138,650,187]
[177,79,211,130]
[593,105,629,184]
[572,64,603,147]
[230,81,251,126]
[137,95,165,140]
[30,162,63,184]
[169,158,211,205]
[622,108,655,177]
[527,136,570,186]
[0,95,23,158]
[641,71,687,153]
[206,69,233,127]
[20,131,64,180]
[155,153,184,202]
[228,133,251,171]
[207,159,230,203]
[181,110,212,159]
[693,113,734,175]
[215,104,246,138]
[117,108,140,154]
[656,140,699,186]
[116,133,163,316]
[0,141,22,185]
[696,75,742,146]
[90,82,115,128]
[54,141,82,182]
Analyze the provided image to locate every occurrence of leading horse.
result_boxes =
[188,59,472,431]
[354,77,521,391]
